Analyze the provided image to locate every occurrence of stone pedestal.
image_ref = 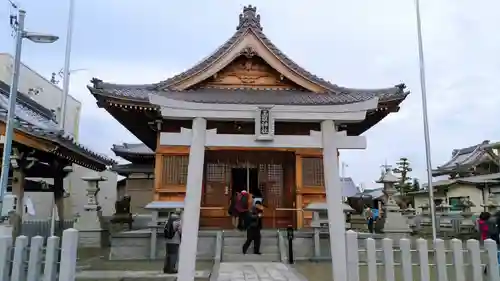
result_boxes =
[377,167,411,239]
[74,173,107,248]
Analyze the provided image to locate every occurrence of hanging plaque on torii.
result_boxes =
[255,106,274,141]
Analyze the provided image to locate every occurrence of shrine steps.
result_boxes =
[221,230,281,262]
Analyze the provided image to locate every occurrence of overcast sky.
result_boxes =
[0,0,498,189]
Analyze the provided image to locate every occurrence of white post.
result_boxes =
[320,120,347,281]
[27,236,44,281]
[466,239,482,281]
[451,239,465,281]
[58,228,79,281]
[43,236,60,281]
[149,210,158,259]
[177,117,207,281]
[345,230,359,281]
[11,235,28,281]
[0,236,12,281]
[313,212,320,258]
[416,239,430,281]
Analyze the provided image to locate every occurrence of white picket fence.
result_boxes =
[345,230,500,281]
[0,228,78,281]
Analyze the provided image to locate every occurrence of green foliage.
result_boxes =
[392,157,414,195]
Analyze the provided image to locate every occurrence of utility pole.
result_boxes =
[50,0,75,237]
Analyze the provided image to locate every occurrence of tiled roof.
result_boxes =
[112,143,154,156]
[415,173,500,194]
[111,163,154,175]
[90,85,407,106]
[88,5,409,107]
[432,140,499,176]
[351,188,386,199]
[0,82,116,170]
[341,177,359,197]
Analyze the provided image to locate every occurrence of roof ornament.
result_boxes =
[90,78,103,89]
[240,47,256,58]
[236,5,262,31]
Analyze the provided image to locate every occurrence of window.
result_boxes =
[302,157,324,187]
[449,197,466,211]
[161,155,189,185]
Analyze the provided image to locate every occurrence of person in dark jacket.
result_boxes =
[242,200,263,255]
[487,211,500,244]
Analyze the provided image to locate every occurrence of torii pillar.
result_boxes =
[321,120,366,281]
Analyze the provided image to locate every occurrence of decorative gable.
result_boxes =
[190,55,306,90]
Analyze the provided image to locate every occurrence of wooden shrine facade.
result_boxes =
[91,5,409,229]
[155,143,329,228]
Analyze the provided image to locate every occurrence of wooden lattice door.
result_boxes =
[259,163,290,228]
[201,162,230,228]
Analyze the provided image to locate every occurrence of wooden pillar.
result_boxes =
[54,168,65,237]
[282,153,295,228]
[11,167,25,239]
[154,130,163,199]
[295,154,303,229]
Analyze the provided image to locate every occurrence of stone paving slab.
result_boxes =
[76,270,211,279]
[216,262,308,281]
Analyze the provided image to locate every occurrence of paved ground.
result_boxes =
[76,270,211,280]
[292,261,485,281]
[216,262,308,281]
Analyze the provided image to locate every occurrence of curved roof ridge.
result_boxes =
[438,143,482,169]
[89,78,155,90]
[435,140,493,172]
[151,5,406,95]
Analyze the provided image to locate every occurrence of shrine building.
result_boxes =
[89,6,409,229]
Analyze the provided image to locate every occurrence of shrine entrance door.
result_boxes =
[200,150,296,229]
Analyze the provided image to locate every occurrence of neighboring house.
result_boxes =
[0,54,81,136]
[411,140,500,214]
[0,53,118,219]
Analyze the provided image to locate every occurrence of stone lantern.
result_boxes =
[74,171,107,248]
[376,167,411,239]
[435,200,451,214]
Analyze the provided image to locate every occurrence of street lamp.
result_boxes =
[0,9,59,215]
[24,32,59,44]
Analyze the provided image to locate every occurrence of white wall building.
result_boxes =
[0,53,117,219]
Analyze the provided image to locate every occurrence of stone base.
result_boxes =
[381,231,411,241]
[78,230,105,248]
[109,229,217,260]
[75,209,102,231]
[383,211,411,235]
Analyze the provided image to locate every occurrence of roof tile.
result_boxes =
[87,6,409,107]
[0,84,116,169]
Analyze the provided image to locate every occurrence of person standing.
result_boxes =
[477,212,491,242]
[228,191,240,229]
[364,205,374,233]
[242,200,263,255]
[235,190,250,231]
[163,209,182,274]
